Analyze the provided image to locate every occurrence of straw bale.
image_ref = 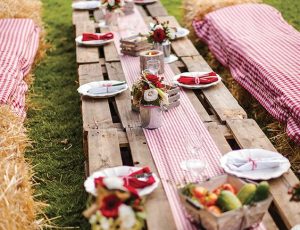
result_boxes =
[0,106,47,230]
[182,0,261,39]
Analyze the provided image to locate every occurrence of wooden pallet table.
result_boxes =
[72,1,299,229]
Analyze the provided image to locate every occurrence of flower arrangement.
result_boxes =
[132,70,169,109]
[147,17,175,44]
[101,0,124,12]
[83,177,146,230]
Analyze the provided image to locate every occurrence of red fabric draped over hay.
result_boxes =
[0,19,40,117]
[193,4,300,143]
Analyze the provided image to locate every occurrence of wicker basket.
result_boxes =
[179,175,273,230]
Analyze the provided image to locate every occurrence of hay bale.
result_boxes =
[0,106,46,229]
[182,0,261,39]
[0,0,47,67]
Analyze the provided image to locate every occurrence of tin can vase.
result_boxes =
[140,105,163,129]
[153,40,171,58]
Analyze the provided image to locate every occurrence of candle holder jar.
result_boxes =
[140,50,164,74]
[140,105,163,129]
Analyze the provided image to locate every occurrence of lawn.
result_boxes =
[27,0,299,229]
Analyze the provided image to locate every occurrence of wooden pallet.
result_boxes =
[73,2,299,229]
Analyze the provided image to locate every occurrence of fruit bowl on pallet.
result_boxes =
[179,174,273,230]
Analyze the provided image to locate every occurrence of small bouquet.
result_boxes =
[147,17,175,44]
[83,177,146,230]
[132,71,169,109]
[101,0,125,12]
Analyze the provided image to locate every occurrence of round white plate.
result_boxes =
[77,80,128,98]
[84,166,160,196]
[134,0,157,4]
[174,27,190,39]
[164,54,178,64]
[72,1,100,10]
[173,72,222,89]
[220,149,291,180]
[75,34,114,47]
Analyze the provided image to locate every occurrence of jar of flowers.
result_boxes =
[147,17,175,58]
[131,71,169,129]
[101,0,124,27]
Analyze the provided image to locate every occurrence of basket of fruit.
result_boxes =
[179,174,272,230]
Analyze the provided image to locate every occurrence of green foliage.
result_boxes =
[26,0,89,228]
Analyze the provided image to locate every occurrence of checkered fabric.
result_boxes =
[0,19,40,118]
[193,4,300,143]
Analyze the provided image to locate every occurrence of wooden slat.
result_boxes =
[78,63,113,131]
[87,129,122,174]
[105,62,141,128]
[76,21,99,64]
[182,55,247,122]
[227,119,300,229]
[145,1,168,17]
[145,16,199,57]
[93,9,103,23]
[73,10,89,25]
[136,5,148,18]
[100,27,120,62]
[126,127,177,230]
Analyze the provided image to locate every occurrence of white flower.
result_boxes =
[119,0,125,6]
[103,176,124,190]
[168,30,175,40]
[144,89,158,102]
[154,24,163,30]
[119,204,136,229]
[108,0,115,6]
[89,214,98,224]
[100,217,111,230]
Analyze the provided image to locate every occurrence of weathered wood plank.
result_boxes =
[93,9,103,23]
[87,129,122,174]
[126,127,177,230]
[105,62,141,128]
[73,10,89,25]
[100,27,120,62]
[182,55,247,122]
[169,62,212,122]
[76,21,99,64]
[145,16,199,57]
[227,119,300,229]
[145,1,168,17]
[136,5,148,18]
[78,63,113,131]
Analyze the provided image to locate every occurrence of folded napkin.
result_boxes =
[82,32,114,41]
[178,72,218,85]
[226,155,286,171]
[88,82,126,95]
[124,167,156,189]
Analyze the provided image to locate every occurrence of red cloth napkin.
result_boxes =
[82,32,114,41]
[178,72,218,85]
[124,167,156,189]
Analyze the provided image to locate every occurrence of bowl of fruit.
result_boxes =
[179,174,272,230]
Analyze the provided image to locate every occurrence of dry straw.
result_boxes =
[0,0,49,229]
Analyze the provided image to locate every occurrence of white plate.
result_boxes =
[174,27,190,39]
[134,0,157,4]
[220,149,291,180]
[72,1,100,10]
[173,72,222,89]
[164,54,178,64]
[75,34,114,46]
[77,80,128,98]
[84,166,160,196]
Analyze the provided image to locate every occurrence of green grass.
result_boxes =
[26,0,88,228]
[26,0,299,228]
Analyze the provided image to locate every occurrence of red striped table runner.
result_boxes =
[113,7,265,229]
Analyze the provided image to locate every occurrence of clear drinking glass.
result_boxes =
[180,134,208,181]
[146,59,160,75]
